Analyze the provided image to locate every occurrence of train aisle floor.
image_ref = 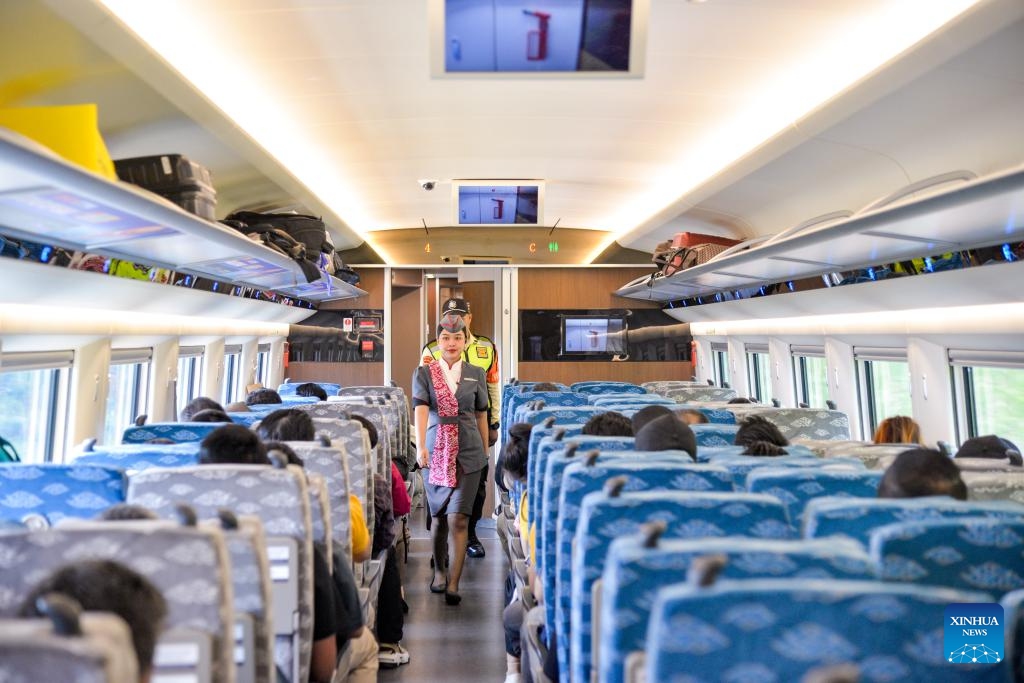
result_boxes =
[380,508,507,682]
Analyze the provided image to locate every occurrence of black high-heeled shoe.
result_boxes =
[444,590,461,606]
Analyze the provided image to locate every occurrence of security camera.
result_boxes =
[419,179,437,191]
[441,256,452,263]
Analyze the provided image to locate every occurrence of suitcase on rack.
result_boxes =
[652,232,740,277]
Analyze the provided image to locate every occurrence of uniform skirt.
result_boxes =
[423,464,483,517]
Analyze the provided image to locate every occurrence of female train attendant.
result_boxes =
[413,311,490,605]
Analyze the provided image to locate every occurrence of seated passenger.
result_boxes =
[98,504,158,521]
[877,448,968,500]
[296,382,329,401]
[735,415,788,448]
[634,414,697,461]
[873,415,923,445]
[530,382,561,392]
[630,405,673,434]
[676,408,710,425]
[255,408,315,441]
[500,422,534,683]
[955,434,1022,463]
[198,424,267,465]
[224,401,250,413]
[245,387,282,407]
[179,396,225,422]
[21,560,167,683]
[727,397,755,404]
[581,411,633,437]
[189,408,232,423]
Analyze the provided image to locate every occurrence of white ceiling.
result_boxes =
[9,0,1023,263]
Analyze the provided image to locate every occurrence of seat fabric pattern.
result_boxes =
[599,536,874,683]
[962,471,1024,504]
[646,579,1003,683]
[277,382,341,396]
[0,464,126,525]
[573,493,809,683]
[870,517,1024,595]
[73,443,200,471]
[504,391,588,440]
[690,423,740,447]
[804,496,1024,545]
[740,407,852,441]
[217,517,275,683]
[122,422,224,444]
[570,382,646,396]
[706,453,862,482]
[746,468,884,523]
[664,386,738,402]
[285,441,353,561]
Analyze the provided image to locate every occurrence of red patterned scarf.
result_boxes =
[428,361,459,487]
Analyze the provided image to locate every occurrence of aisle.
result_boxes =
[379,511,508,682]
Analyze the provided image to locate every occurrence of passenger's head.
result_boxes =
[501,422,533,482]
[634,414,696,461]
[21,560,167,683]
[264,441,304,467]
[245,388,282,406]
[531,382,561,392]
[741,441,788,456]
[350,414,379,449]
[735,415,788,448]
[631,405,673,434]
[255,408,315,442]
[676,409,709,425]
[224,401,250,413]
[877,448,967,500]
[581,411,634,437]
[955,434,1021,461]
[98,504,158,521]
[295,382,328,401]
[189,409,231,423]
[727,397,754,405]
[198,424,268,465]
[179,396,224,421]
[873,415,923,445]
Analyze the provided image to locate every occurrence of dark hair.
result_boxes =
[955,434,1021,461]
[255,408,315,442]
[245,388,282,406]
[98,504,158,521]
[631,405,673,434]
[264,441,304,467]
[501,422,533,482]
[179,396,225,421]
[741,441,788,456]
[189,408,232,423]
[20,560,167,675]
[634,414,697,460]
[581,411,634,437]
[295,382,328,401]
[727,397,754,405]
[350,414,379,449]
[878,448,967,500]
[198,424,269,465]
[531,382,561,392]
[735,415,788,448]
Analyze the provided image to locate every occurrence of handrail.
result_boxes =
[858,170,977,214]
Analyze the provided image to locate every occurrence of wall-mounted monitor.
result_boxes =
[453,181,544,226]
[561,314,626,356]
[432,0,647,77]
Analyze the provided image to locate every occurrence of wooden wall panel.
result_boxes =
[287,362,384,387]
[461,281,494,339]
[391,285,422,400]
[321,268,385,310]
[516,361,693,386]
[517,267,657,309]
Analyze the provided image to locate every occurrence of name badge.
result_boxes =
[475,347,490,358]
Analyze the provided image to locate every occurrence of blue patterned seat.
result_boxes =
[646,579,1004,683]
[673,403,738,424]
[599,534,873,683]
[589,394,673,406]
[72,443,200,471]
[0,464,126,525]
[553,458,735,680]
[505,391,589,440]
[122,422,225,444]
[573,492,806,683]
[705,454,860,486]
[747,468,884,523]
[227,412,263,427]
[570,381,646,395]
[691,423,740,447]
[804,496,1024,546]
[277,381,341,396]
[870,517,1024,595]
[517,404,610,428]
[501,383,569,429]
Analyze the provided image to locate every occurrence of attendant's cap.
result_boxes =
[438,312,466,333]
[443,298,470,314]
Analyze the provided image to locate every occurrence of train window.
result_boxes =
[854,347,911,434]
[102,349,152,445]
[0,351,73,462]
[950,350,1024,448]
[176,346,205,411]
[223,345,243,404]
[792,346,827,408]
[711,343,728,387]
[256,344,271,387]
[745,344,771,403]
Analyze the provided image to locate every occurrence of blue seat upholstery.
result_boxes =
[646,579,1003,683]
[705,452,861,481]
[691,423,740,447]
[277,381,341,396]
[505,391,588,440]
[599,535,874,683]
[0,463,126,524]
[570,381,646,395]
[227,412,263,427]
[673,403,738,424]
[501,383,570,429]
[870,517,1024,595]
[517,405,611,427]
[553,458,734,681]
[805,496,1024,545]
[73,443,200,471]
[589,394,673,406]
[574,492,805,683]
[122,422,225,444]
[747,468,884,523]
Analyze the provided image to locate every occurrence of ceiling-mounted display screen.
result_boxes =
[439,0,645,75]
[453,181,543,226]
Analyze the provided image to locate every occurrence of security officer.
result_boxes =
[421,297,500,558]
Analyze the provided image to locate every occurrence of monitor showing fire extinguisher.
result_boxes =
[560,314,626,356]
[453,181,543,226]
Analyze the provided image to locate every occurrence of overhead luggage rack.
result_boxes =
[615,165,1024,302]
[0,128,365,301]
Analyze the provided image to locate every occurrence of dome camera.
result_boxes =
[419,179,437,191]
